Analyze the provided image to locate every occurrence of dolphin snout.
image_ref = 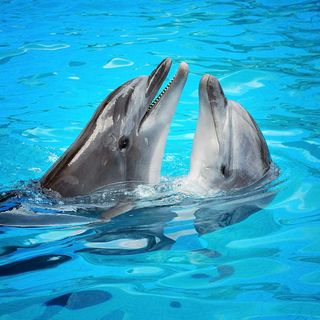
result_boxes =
[146,58,172,98]
[178,61,189,77]
[200,74,227,110]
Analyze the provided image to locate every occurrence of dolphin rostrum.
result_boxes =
[41,59,189,197]
[188,74,273,191]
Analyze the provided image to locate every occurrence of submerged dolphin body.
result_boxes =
[188,75,273,191]
[41,59,189,197]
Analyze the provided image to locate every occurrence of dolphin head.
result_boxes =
[188,75,271,191]
[41,59,189,197]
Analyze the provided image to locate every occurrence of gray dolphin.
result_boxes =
[188,74,272,191]
[41,59,189,197]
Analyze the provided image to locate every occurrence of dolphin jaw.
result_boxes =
[139,62,188,130]
[147,75,176,112]
[139,75,176,127]
[135,62,188,185]
[145,58,172,105]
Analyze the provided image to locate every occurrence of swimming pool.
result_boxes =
[0,0,319,319]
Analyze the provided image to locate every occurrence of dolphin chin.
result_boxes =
[41,59,189,197]
[188,74,274,191]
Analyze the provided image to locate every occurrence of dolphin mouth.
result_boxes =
[147,75,176,112]
[146,58,172,100]
[139,59,185,127]
[200,74,229,146]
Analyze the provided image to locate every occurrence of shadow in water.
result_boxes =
[0,178,278,270]
[75,186,277,257]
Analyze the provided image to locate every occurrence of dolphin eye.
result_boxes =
[118,136,129,151]
[221,164,227,177]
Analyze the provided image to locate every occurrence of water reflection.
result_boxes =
[0,173,279,262]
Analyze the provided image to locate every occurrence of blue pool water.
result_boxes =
[1,0,320,319]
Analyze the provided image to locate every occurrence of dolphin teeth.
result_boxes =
[147,75,176,113]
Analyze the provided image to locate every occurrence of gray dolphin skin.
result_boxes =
[188,74,272,191]
[40,59,189,197]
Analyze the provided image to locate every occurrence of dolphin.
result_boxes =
[40,59,189,197]
[188,74,273,191]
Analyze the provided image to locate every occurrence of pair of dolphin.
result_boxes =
[40,58,272,198]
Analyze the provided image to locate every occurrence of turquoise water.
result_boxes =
[1,0,320,319]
